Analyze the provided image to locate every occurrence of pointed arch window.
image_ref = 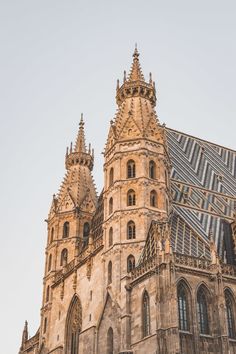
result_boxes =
[127,220,136,239]
[197,286,209,335]
[46,285,50,302]
[83,222,90,247]
[50,227,54,243]
[109,227,113,247]
[43,317,47,334]
[127,160,136,178]
[109,168,114,186]
[65,296,82,354]
[48,254,52,272]
[178,283,189,331]
[127,255,135,273]
[63,221,70,238]
[127,189,136,206]
[108,261,112,285]
[225,290,236,338]
[109,197,113,215]
[60,248,68,266]
[149,160,156,179]
[142,290,150,338]
[107,327,113,354]
[150,190,157,207]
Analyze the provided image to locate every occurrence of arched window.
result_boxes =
[48,254,52,272]
[142,291,150,337]
[46,285,50,302]
[225,290,236,338]
[149,160,156,179]
[127,189,136,206]
[150,190,157,207]
[109,227,113,247]
[165,170,168,186]
[108,261,112,285]
[178,283,189,331]
[43,317,47,333]
[63,221,70,238]
[109,168,114,186]
[109,197,113,214]
[60,248,68,266]
[127,160,136,178]
[127,220,136,239]
[65,296,82,354]
[127,255,135,272]
[197,286,209,335]
[50,227,54,243]
[83,222,90,247]
[107,327,113,354]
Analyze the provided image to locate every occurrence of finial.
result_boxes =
[88,143,91,153]
[123,70,126,83]
[70,142,72,153]
[133,43,139,58]
[149,72,152,84]
[79,113,84,126]
[116,79,119,90]
[66,146,69,156]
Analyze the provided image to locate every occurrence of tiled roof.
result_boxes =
[166,128,236,259]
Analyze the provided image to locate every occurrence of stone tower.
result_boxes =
[40,115,97,350]
[99,47,171,352]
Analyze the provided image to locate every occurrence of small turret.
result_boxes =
[116,45,156,107]
[65,114,94,170]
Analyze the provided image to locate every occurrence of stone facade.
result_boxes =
[19,49,236,354]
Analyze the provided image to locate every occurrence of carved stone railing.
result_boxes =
[174,253,211,271]
[54,269,63,283]
[131,256,156,280]
[24,331,39,350]
[64,259,75,274]
[221,263,236,277]
[93,236,103,251]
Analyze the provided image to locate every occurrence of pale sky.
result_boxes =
[0,1,235,353]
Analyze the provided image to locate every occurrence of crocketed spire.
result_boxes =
[116,47,156,107]
[74,114,87,153]
[128,46,145,82]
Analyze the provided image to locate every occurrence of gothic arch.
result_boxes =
[176,279,192,332]
[196,283,212,335]
[65,295,82,354]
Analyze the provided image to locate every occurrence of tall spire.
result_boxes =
[65,115,94,171]
[128,45,145,82]
[74,113,87,153]
[116,47,156,107]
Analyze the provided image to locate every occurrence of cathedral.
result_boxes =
[19,49,236,354]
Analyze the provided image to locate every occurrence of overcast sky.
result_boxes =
[0,1,235,353]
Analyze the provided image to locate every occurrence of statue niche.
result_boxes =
[65,295,82,354]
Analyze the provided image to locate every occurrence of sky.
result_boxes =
[0,1,235,353]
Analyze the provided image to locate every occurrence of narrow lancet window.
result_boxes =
[109,197,113,214]
[150,190,157,207]
[197,286,209,335]
[63,221,70,238]
[225,290,236,338]
[60,248,68,266]
[178,283,189,331]
[149,160,156,179]
[127,255,135,272]
[127,160,136,178]
[142,291,150,337]
[127,189,136,206]
[127,220,136,239]
[109,227,113,247]
[108,261,112,285]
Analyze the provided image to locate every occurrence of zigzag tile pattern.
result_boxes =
[166,128,236,258]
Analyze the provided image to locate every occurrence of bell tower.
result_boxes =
[40,115,97,348]
[102,47,171,352]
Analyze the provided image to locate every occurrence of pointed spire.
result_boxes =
[128,45,145,82]
[21,321,28,349]
[74,113,87,153]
